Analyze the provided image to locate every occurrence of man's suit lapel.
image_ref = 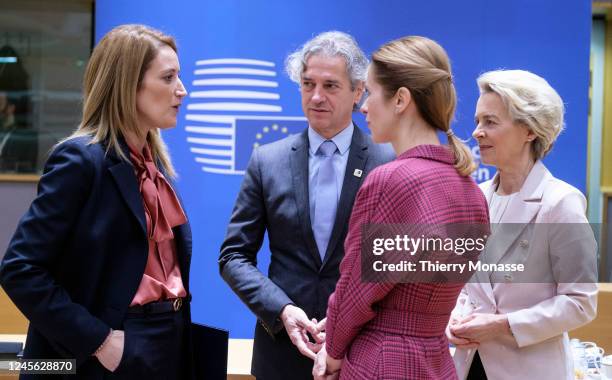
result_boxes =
[321,125,369,269]
[290,130,323,266]
[107,137,147,235]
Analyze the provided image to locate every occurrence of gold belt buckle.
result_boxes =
[173,298,182,311]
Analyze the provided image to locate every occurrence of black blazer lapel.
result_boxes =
[290,130,322,267]
[173,223,192,291]
[169,185,192,286]
[321,125,369,268]
[107,138,147,235]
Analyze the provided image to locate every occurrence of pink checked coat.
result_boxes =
[325,145,490,380]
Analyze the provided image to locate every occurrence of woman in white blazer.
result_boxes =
[447,69,598,380]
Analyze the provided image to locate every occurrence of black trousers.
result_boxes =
[251,322,314,380]
[106,309,187,380]
[466,351,488,380]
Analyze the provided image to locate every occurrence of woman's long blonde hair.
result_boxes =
[65,24,177,177]
[371,36,476,176]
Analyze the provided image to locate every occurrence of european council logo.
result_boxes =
[184,58,307,175]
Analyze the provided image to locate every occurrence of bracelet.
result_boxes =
[93,329,113,357]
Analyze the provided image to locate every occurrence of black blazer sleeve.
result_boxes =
[0,141,110,363]
[218,148,293,334]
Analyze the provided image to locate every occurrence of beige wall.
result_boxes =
[600,8,612,187]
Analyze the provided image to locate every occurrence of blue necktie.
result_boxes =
[313,140,338,260]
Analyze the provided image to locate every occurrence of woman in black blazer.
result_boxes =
[0,24,193,379]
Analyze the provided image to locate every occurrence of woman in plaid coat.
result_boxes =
[313,36,490,380]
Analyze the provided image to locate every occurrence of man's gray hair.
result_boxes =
[285,31,368,89]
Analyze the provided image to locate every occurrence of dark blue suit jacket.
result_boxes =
[0,136,193,379]
[219,125,394,380]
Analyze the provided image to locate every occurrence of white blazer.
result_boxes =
[452,161,598,380]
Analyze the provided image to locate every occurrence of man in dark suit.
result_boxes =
[219,31,394,380]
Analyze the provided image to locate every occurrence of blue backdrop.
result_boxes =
[96,0,591,338]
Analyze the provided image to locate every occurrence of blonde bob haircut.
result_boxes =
[371,36,476,176]
[477,69,565,160]
[66,24,178,177]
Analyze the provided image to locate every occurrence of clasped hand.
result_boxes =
[280,306,343,378]
[312,343,342,380]
[280,305,326,360]
[447,313,511,347]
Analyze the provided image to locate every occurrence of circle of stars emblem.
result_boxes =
[253,123,290,148]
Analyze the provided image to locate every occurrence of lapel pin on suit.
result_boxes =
[353,169,363,178]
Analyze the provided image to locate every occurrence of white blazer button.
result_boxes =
[519,239,529,248]
[504,274,513,281]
